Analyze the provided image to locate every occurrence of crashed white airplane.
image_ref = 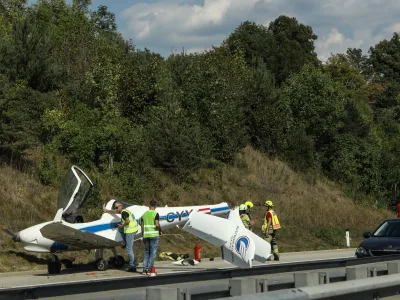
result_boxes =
[183,207,272,268]
[2,165,230,273]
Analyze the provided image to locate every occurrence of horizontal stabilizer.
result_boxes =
[40,222,120,250]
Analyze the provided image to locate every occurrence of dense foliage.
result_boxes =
[1,1,399,206]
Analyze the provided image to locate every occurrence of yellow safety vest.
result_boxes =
[142,210,159,238]
[262,209,281,232]
[121,209,139,234]
[241,214,250,229]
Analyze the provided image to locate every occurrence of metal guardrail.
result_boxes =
[2,254,400,300]
[215,272,400,300]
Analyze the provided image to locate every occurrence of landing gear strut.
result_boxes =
[47,254,61,274]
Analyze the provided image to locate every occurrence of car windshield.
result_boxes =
[373,221,400,237]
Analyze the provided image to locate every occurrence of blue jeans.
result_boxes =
[143,237,159,272]
[124,232,136,268]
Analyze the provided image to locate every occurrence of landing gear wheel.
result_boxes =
[95,258,108,271]
[48,255,61,274]
[61,259,73,268]
[112,255,125,268]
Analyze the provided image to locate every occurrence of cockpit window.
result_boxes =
[57,166,93,216]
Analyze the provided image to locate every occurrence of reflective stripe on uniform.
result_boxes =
[122,209,139,234]
[262,209,281,232]
[142,210,159,238]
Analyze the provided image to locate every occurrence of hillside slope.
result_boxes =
[0,146,394,272]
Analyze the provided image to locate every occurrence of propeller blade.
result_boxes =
[1,226,20,242]
[3,228,15,237]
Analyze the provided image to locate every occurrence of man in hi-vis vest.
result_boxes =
[104,201,139,272]
[140,200,162,275]
[261,200,281,261]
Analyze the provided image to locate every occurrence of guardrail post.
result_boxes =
[388,262,400,274]
[368,267,377,277]
[294,272,319,287]
[256,279,268,293]
[229,278,257,296]
[178,288,191,300]
[146,287,179,300]
[346,266,368,280]
[319,272,330,284]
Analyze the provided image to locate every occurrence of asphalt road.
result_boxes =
[0,248,356,289]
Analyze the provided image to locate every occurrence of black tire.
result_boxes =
[95,258,108,271]
[48,256,61,274]
[112,255,125,268]
[61,259,73,268]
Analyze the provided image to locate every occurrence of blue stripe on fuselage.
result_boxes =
[75,206,230,233]
[80,223,119,233]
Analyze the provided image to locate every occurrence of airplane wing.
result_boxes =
[40,223,120,250]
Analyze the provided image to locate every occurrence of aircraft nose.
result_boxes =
[12,232,20,242]
[18,229,34,244]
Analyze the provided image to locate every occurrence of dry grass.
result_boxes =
[0,146,394,272]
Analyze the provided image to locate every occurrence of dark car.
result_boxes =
[356,218,400,258]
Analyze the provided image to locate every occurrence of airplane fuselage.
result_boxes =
[18,201,230,253]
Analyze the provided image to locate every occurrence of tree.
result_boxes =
[0,0,27,21]
[369,32,400,82]
[168,47,250,163]
[222,21,276,67]
[268,15,320,85]
[91,5,117,32]
[0,80,56,157]
[245,57,289,155]
[145,101,210,178]
[281,65,346,147]
[324,54,365,92]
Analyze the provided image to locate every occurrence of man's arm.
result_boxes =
[141,218,144,236]
[155,213,162,235]
[266,216,272,234]
[118,212,130,228]
[119,217,130,228]
[103,204,117,214]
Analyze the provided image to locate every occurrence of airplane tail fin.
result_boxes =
[183,211,255,268]
[227,206,272,263]
[53,208,64,223]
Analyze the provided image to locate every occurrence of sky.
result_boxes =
[28,0,400,61]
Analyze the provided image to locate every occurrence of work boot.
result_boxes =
[272,245,280,261]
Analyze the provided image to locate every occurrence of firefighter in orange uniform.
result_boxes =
[262,200,281,261]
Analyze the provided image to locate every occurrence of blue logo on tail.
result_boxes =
[235,236,250,254]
